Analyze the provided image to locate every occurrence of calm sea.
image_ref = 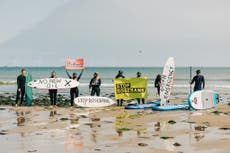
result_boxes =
[0,67,229,99]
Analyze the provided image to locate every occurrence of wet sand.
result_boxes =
[0,99,229,153]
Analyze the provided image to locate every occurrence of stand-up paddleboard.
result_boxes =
[188,90,220,110]
[152,102,189,111]
[25,73,33,106]
[160,57,175,106]
[125,101,160,109]
[28,78,79,90]
[74,96,115,108]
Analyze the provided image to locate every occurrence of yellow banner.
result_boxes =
[114,77,148,99]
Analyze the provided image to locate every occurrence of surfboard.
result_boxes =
[25,73,33,106]
[152,102,189,111]
[160,57,175,106]
[28,78,79,90]
[74,96,115,107]
[188,90,220,110]
[125,101,160,109]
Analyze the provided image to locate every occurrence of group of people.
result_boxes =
[16,68,102,107]
[16,68,205,107]
[115,70,146,106]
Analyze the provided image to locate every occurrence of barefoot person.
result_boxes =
[154,74,161,96]
[190,70,205,92]
[49,71,58,106]
[136,72,145,104]
[115,70,125,106]
[89,72,101,96]
[16,69,27,106]
[66,69,84,106]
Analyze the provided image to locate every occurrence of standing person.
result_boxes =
[190,70,205,92]
[136,72,145,104]
[16,69,27,107]
[115,70,125,106]
[49,71,58,106]
[154,74,161,96]
[66,69,84,106]
[89,72,101,96]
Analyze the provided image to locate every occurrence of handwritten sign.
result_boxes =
[75,96,115,107]
[160,66,174,100]
[65,58,84,70]
[28,78,79,90]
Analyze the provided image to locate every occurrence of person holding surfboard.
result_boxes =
[190,70,205,92]
[66,69,84,106]
[49,71,58,106]
[89,72,101,96]
[16,69,27,107]
[115,70,125,106]
[154,74,161,96]
[136,72,145,104]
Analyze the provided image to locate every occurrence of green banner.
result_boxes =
[114,77,148,99]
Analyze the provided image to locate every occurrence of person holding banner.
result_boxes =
[115,70,125,106]
[66,69,84,106]
[136,72,145,104]
[89,72,101,96]
[49,71,58,106]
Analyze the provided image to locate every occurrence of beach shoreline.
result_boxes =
[0,93,229,153]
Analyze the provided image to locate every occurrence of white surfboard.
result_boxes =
[160,57,175,106]
[188,90,220,110]
[28,78,79,90]
[74,96,115,108]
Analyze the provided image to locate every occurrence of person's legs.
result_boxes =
[70,88,78,106]
[120,99,123,106]
[96,87,100,96]
[137,98,140,104]
[91,88,95,96]
[157,87,160,96]
[49,90,54,105]
[53,90,57,106]
[117,100,120,106]
[70,89,74,106]
[16,90,21,106]
[142,98,145,104]
[20,88,25,105]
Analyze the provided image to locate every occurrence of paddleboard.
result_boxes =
[25,73,33,106]
[28,78,79,90]
[125,101,160,109]
[188,90,220,110]
[160,57,175,106]
[152,102,189,111]
[74,96,115,108]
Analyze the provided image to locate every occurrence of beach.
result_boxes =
[0,67,230,153]
[0,101,229,153]
[1,0,230,152]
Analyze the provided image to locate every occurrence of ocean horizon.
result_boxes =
[0,66,229,99]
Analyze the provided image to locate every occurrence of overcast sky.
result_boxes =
[0,0,229,67]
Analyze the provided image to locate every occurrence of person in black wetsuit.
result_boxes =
[136,72,145,104]
[115,70,125,106]
[66,69,84,106]
[154,74,161,96]
[16,69,27,107]
[190,70,205,92]
[89,72,101,96]
[49,71,58,106]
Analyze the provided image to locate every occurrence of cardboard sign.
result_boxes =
[65,58,84,70]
